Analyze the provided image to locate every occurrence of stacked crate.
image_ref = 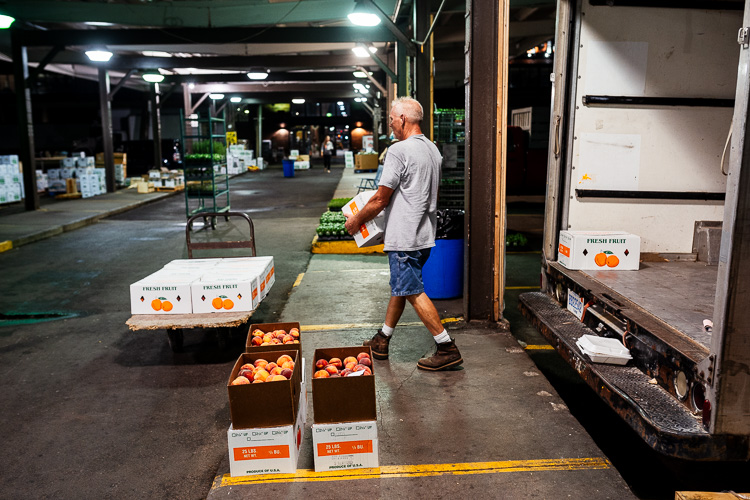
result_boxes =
[433,108,465,209]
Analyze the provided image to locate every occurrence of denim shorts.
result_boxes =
[388,249,432,296]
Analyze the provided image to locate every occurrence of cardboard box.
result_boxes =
[312,346,376,424]
[129,270,199,314]
[558,231,641,271]
[312,420,379,472]
[61,158,77,168]
[246,322,302,354]
[191,272,261,314]
[341,191,385,248]
[228,350,302,430]
[227,367,305,477]
[215,257,275,299]
[355,153,378,171]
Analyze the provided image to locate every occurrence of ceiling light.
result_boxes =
[84,21,114,27]
[244,109,250,114]
[188,83,195,89]
[230,97,242,103]
[142,51,172,58]
[85,50,113,62]
[348,2,381,27]
[353,71,368,78]
[352,46,370,58]
[142,72,165,83]
[292,98,305,104]
[247,70,269,80]
[337,101,344,106]
[0,15,16,29]
[209,93,225,100]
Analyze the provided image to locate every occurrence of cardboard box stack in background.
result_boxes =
[0,155,24,205]
[311,346,379,472]
[96,152,127,185]
[226,348,306,477]
[227,145,260,172]
[558,231,641,271]
[129,256,275,315]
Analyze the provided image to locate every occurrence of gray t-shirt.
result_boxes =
[378,134,442,251]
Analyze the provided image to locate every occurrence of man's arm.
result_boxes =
[344,185,394,235]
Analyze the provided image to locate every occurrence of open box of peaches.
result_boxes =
[245,322,302,354]
[312,346,377,424]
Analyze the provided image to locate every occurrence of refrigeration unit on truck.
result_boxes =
[519,0,750,460]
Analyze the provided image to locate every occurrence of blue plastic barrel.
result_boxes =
[423,239,464,299]
[282,160,295,178]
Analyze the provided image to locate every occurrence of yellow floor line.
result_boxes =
[301,317,463,332]
[525,345,554,350]
[292,273,304,287]
[213,457,610,487]
[0,240,12,253]
[506,286,539,290]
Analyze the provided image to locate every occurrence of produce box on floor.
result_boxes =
[228,350,302,430]
[227,358,306,477]
[341,191,385,248]
[558,230,641,271]
[312,346,376,424]
[246,322,302,354]
[312,420,379,472]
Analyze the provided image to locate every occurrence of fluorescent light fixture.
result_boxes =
[348,2,381,27]
[142,73,165,83]
[230,97,242,103]
[85,50,113,62]
[244,109,250,114]
[247,70,269,80]
[0,14,16,29]
[84,21,114,27]
[142,51,172,58]
[188,83,195,89]
[209,93,225,100]
[353,71,368,78]
[292,98,305,104]
[352,46,370,58]
[337,101,344,106]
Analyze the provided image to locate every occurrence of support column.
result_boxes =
[256,105,263,161]
[464,0,509,322]
[397,41,408,97]
[414,0,432,138]
[183,84,192,155]
[11,31,39,211]
[98,68,115,193]
[150,83,162,169]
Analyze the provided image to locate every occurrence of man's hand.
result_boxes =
[344,212,359,235]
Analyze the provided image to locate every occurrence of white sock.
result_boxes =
[433,329,451,344]
[381,324,394,337]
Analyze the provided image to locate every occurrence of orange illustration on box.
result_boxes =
[594,251,620,268]
[151,298,173,311]
[211,296,235,310]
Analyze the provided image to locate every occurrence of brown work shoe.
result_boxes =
[417,339,463,371]
[364,330,390,360]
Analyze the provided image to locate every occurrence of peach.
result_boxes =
[261,342,271,346]
[281,361,295,370]
[280,368,293,379]
[328,357,343,369]
[269,366,284,376]
[231,376,250,385]
[252,379,264,384]
[252,329,265,337]
[274,330,286,338]
[265,362,278,373]
[241,363,255,371]
[253,359,268,369]
[292,340,300,344]
[325,365,339,375]
[290,328,300,338]
[315,359,328,369]
[340,369,351,377]
[268,374,288,382]
[345,361,357,371]
[343,356,357,366]
[251,336,263,346]
[262,334,273,344]
[353,364,372,375]
[282,334,294,343]
[357,352,371,363]
[271,338,281,344]
[238,368,253,379]
[313,369,330,379]
[358,357,372,368]
[253,369,269,382]
[276,355,293,366]
[329,373,341,378]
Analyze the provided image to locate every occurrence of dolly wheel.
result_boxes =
[167,329,184,352]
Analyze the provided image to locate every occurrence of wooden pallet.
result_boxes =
[55,192,82,200]
[155,184,185,192]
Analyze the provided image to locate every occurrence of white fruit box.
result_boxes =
[558,231,640,271]
[575,334,632,365]
[215,257,275,299]
[312,421,379,472]
[130,270,199,314]
[191,272,261,314]
[161,259,219,272]
[341,190,385,248]
[228,383,305,477]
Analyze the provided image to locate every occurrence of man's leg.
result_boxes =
[408,292,464,371]
[406,292,443,335]
[364,295,405,360]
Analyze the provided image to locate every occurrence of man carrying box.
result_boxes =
[344,97,463,371]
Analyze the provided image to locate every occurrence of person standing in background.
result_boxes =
[323,135,334,173]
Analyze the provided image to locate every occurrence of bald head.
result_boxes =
[391,97,424,124]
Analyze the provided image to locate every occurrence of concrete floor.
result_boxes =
[0,163,646,499]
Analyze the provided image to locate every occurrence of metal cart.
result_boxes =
[126,212,257,352]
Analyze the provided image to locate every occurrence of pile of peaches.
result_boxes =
[230,354,295,385]
[313,352,372,378]
[248,327,300,347]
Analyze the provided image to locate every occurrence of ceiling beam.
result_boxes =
[189,83,359,94]
[161,71,378,84]
[12,26,398,47]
